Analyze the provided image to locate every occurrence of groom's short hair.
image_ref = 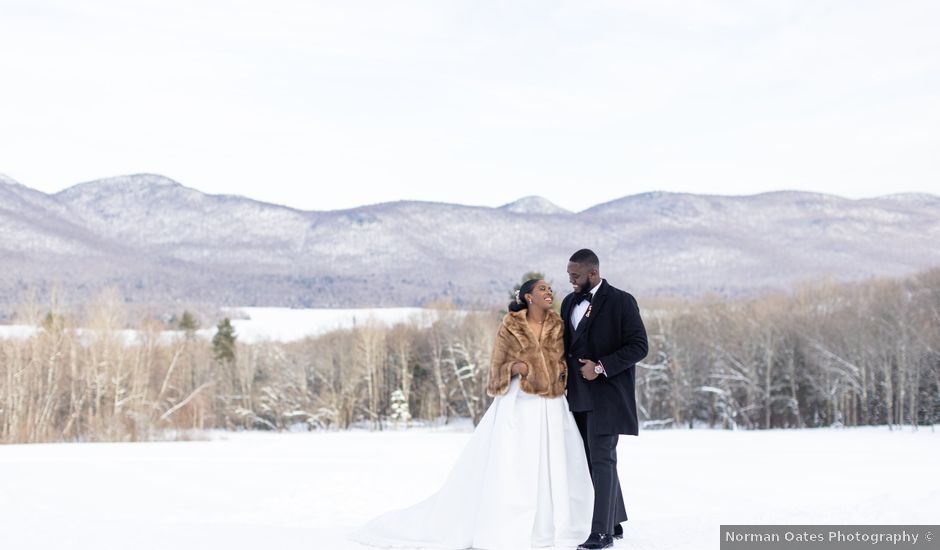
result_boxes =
[569,249,599,269]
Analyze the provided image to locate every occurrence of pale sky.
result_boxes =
[1,0,938,212]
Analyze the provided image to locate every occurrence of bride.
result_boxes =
[352,279,593,549]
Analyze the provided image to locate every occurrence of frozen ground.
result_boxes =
[0,425,936,550]
[0,307,436,343]
[220,307,434,342]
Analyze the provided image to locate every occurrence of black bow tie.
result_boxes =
[575,292,592,305]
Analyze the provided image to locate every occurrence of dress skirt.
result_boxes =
[351,377,594,550]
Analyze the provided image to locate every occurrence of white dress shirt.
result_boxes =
[570,280,602,331]
[570,280,606,376]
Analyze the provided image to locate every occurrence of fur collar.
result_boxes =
[504,308,563,346]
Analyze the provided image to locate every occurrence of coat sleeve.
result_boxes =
[487,323,518,397]
[598,292,649,378]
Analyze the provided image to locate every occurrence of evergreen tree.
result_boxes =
[212,318,237,364]
[41,310,65,332]
[178,310,199,333]
[390,389,412,427]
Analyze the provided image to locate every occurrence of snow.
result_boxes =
[0,324,37,339]
[0,425,936,550]
[219,306,433,342]
[499,196,571,215]
[0,307,436,343]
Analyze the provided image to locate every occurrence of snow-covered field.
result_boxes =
[0,307,436,343]
[0,425,936,550]
[221,307,434,342]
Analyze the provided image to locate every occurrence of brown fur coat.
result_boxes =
[487,309,567,398]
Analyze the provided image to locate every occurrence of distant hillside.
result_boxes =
[2,173,939,315]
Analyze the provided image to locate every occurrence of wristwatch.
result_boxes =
[594,364,604,375]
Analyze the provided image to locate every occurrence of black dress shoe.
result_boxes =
[577,532,614,550]
[613,523,623,539]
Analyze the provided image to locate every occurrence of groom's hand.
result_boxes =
[579,359,599,381]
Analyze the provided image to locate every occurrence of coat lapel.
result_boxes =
[561,294,573,345]
[504,310,529,346]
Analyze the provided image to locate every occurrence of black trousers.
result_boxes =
[573,411,627,534]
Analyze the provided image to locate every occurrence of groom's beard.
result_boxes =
[576,281,591,294]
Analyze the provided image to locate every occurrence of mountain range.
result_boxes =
[2,173,939,316]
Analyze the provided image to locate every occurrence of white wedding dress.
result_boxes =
[351,376,594,550]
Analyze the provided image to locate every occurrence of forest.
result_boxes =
[1,268,938,443]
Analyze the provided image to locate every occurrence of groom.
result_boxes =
[561,249,648,550]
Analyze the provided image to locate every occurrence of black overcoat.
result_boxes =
[562,279,649,435]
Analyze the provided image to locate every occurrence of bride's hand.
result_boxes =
[511,362,529,377]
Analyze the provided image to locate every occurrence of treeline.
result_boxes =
[0,294,499,443]
[2,270,939,443]
[640,268,940,429]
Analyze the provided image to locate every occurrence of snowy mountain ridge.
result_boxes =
[500,196,570,215]
[1,173,939,312]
